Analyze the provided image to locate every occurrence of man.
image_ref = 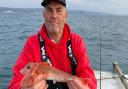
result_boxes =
[8,0,97,89]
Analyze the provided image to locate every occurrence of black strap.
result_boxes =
[67,40,77,75]
[38,34,52,66]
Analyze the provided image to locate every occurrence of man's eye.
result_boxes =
[57,9,62,12]
[57,10,61,12]
[47,8,52,12]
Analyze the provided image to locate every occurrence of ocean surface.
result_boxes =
[0,8,128,88]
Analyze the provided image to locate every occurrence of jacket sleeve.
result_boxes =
[8,37,35,89]
[72,34,97,89]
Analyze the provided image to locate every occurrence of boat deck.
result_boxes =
[95,71,126,89]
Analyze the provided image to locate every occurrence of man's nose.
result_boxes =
[51,11,57,18]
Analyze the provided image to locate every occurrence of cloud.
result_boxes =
[0,0,42,8]
[111,0,128,9]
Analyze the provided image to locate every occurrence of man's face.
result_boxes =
[43,1,67,35]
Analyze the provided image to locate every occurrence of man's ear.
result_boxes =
[65,10,68,18]
[64,10,68,23]
[43,10,45,18]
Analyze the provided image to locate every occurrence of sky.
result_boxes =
[0,0,128,15]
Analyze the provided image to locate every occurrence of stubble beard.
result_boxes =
[48,23,60,36]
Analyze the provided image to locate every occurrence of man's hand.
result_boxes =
[21,74,48,89]
[67,76,90,89]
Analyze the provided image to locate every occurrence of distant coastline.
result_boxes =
[0,7,114,16]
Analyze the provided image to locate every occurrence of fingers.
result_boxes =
[67,76,90,89]
[25,79,47,89]
[67,81,77,89]
[34,79,47,89]
[21,80,48,89]
[72,77,89,89]
[40,84,48,89]
[21,74,48,89]
[34,74,48,89]
[34,74,48,84]
[21,75,34,88]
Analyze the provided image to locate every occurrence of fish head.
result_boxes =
[20,63,38,76]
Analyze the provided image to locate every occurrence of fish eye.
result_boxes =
[27,65,30,69]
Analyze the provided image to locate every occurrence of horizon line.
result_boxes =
[1,6,128,16]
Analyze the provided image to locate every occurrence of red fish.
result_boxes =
[20,62,90,88]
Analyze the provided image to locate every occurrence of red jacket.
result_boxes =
[8,23,97,89]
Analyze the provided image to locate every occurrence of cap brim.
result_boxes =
[41,0,66,7]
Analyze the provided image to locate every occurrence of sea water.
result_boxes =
[0,8,128,88]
